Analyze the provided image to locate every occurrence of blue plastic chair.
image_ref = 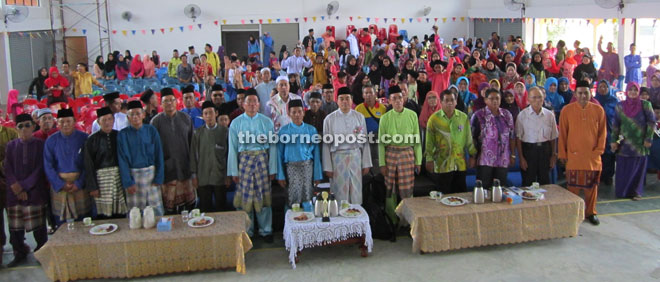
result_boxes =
[315,37,324,53]
[399,30,408,42]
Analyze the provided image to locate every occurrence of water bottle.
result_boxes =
[473,180,485,204]
[492,179,503,202]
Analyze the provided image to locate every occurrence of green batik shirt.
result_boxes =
[425,109,477,173]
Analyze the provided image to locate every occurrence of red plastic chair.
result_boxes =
[378,28,388,43]
[132,94,142,99]
[369,24,378,34]
[49,102,69,112]
[40,98,48,104]
[37,103,47,109]
[119,94,130,101]
[23,98,39,106]
[388,24,398,35]
[326,25,335,38]
[346,25,355,38]
[92,96,104,104]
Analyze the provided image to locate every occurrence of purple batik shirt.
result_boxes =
[4,138,48,207]
[471,107,515,168]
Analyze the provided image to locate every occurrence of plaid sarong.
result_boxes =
[385,146,416,199]
[95,166,128,217]
[234,150,271,213]
[127,166,164,216]
[8,204,46,232]
[51,185,91,221]
[161,179,196,211]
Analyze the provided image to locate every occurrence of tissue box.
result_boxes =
[157,217,173,232]
[503,192,523,205]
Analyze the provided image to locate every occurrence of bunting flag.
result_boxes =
[631,18,636,25]
[384,18,388,23]
[434,18,438,22]
[461,17,465,22]
[417,18,422,23]
[250,19,254,23]
[426,18,429,23]
[179,26,184,32]
[349,16,353,21]
[131,30,136,35]
[366,17,370,22]
[214,20,218,25]
[285,18,290,23]
[335,16,339,20]
[321,16,324,21]
[268,19,272,23]
[169,27,174,32]
[188,25,193,30]
[122,30,127,36]
[358,16,362,20]
[294,18,299,22]
[653,19,657,27]
[112,30,117,34]
[241,19,245,24]
[277,18,281,22]
[621,18,625,24]
[522,18,526,23]
[312,16,316,22]
[452,17,456,22]
[151,29,156,34]
[612,18,617,24]
[72,28,77,32]
[304,17,308,22]
[82,29,87,34]
[442,18,447,23]
[401,18,405,23]
[392,18,396,22]
[141,30,146,35]
[408,18,413,23]
[259,19,263,24]
[222,20,227,24]
[160,28,165,34]
[18,32,24,37]
[198,24,202,29]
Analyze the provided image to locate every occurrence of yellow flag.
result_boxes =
[72,28,77,32]
[169,27,174,32]
[401,18,405,23]
[312,16,316,22]
[122,30,127,36]
[442,18,447,23]
[268,19,272,23]
[222,19,227,24]
[460,17,465,22]
[612,18,618,23]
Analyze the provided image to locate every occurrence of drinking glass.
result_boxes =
[66,219,75,231]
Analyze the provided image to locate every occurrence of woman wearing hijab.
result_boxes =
[512,81,528,109]
[93,56,104,79]
[543,77,565,120]
[143,54,156,78]
[129,54,144,79]
[555,40,567,63]
[380,56,398,96]
[151,50,160,67]
[28,67,48,100]
[611,82,656,200]
[115,54,129,81]
[501,90,521,123]
[104,52,116,79]
[573,53,597,84]
[500,63,521,90]
[419,91,442,131]
[124,50,133,62]
[456,76,476,114]
[528,52,546,86]
[524,73,537,90]
[247,35,260,59]
[278,45,288,62]
[594,79,619,185]
[367,61,381,86]
[479,60,504,82]
[557,77,573,105]
[472,82,490,112]
[344,55,362,89]
[559,50,578,89]
[649,73,660,106]
[351,72,368,106]
[542,51,560,78]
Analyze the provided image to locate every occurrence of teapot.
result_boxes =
[129,207,142,229]
[143,206,156,229]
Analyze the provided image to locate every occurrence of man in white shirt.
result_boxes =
[255,68,276,115]
[347,28,360,58]
[515,87,559,186]
[265,76,302,133]
[280,47,312,75]
[91,92,128,133]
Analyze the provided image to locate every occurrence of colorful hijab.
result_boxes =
[524,73,537,90]
[512,81,528,109]
[419,91,442,128]
[129,54,144,76]
[473,82,491,110]
[622,82,642,118]
[543,77,565,114]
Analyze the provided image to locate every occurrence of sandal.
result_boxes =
[632,195,642,201]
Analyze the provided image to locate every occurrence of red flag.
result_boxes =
[214,20,218,26]
[434,18,438,22]
[304,17,308,22]
[112,30,116,34]
[452,17,456,22]
[160,28,165,34]
[349,16,353,21]
[259,19,263,24]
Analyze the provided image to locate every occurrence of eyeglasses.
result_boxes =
[17,123,32,129]
[213,94,223,97]
[162,99,176,104]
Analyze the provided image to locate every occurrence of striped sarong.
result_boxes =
[51,183,91,221]
[127,166,164,216]
[234,150,271,213]
[7,204,46,232]
[331,148,363,204]
[94,167,128,217]
[161,179,196,211]
[384,146,416,199]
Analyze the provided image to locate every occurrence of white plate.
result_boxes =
[520,191,544,200]
[188,216,214,228]
[439,196,468,206]
[89,223,118,235]
[289,212,315,223]
[339,208,362,218]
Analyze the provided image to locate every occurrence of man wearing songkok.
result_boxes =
[117,100,165,216]
[83,107,127,218]
[91,91,128,133]
[322,87,372,204]
[181,84,204,129]
[190,101,230,212]
[150,87,196,214]
[276,99,323,208]
[425,90,477,194]
[4,114,47,267]
[378,86,422,200]
[43,108,90,224]
[303,91,327,134]
[266,75,303,133]
[516,87,559,186]
[228,90,277,242]
[140,89,159,124]
[559,80,607,225]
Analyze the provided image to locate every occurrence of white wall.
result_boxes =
[468,0,660,19]
[62,0,470,64]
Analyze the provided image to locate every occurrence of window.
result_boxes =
[5,0,39,6]
[635,19,660,72]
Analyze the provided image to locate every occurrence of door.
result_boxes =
[65,36,88,66]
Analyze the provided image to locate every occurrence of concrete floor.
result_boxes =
[2,174,660,282]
